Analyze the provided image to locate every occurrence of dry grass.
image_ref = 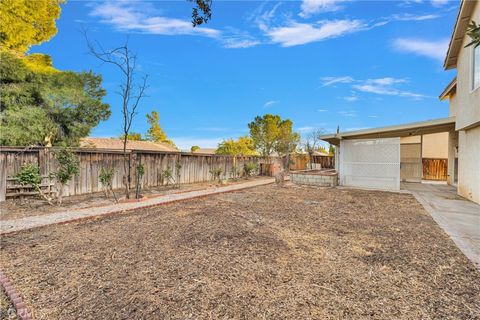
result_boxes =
[1,184,479,319]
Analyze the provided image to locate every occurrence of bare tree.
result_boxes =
[303,129,324,169]
[86,35,148,199]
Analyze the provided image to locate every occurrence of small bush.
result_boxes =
[243,163,258,178]
[162,167,174,186]
[15,164,42,188]
[210,168,223,182]
[99,167,117,202]
[54,148,79,203]
[135,163,145,199]
[14,164,53,204]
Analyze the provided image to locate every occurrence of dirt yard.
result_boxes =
[0,177,269,221]
[0,288,18,320]
[1,184,479,319]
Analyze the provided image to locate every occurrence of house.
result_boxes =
[440,0,480,203]
[191,148,217,155]
[80,137,178,152]
[319,0,479,204]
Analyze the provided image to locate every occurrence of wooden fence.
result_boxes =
[422,158,448,181]
[290,154,335,170]
[0,147,270,202]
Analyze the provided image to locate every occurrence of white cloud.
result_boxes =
[366,77,407,86]
[264,100,278,107]
[368,115,379,118]
[223,38,260,49]
[322,76,425,99]
[317,109,328,112]
[344,96,358,102]
[431,0,449,7]
[321,76,355,86]
[392,38,449,61]
[90,1,221,38]
[338,110,356,117]
[353,83,424,99]
[267,20,365,47]
[299,0,349,18]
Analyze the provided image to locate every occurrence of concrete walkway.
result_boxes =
[403,182,480,269]
[0,178,276,234]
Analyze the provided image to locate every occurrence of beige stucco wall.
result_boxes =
[457,126,480,204]
[452,1,480,130]
[422,132,448,158]
[400,133,448,159]
[400,136,421,144]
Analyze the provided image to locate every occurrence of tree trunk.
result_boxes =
[123,138,130,199]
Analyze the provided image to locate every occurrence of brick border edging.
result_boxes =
[0,270,32,320]
[1,179,277,236]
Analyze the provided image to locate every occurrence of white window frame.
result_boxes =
[473,45,480,91]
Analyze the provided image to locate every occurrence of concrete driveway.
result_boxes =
[403,182,480,269]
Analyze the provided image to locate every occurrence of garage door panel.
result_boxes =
[340,138,400,190]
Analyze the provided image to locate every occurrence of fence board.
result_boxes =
[0,147,270,201]
[423,158,448,181]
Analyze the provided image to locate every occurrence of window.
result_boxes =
[474,45,480,90]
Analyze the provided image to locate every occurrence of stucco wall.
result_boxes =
[457,126,480,204]
[422,132,448,159]
[400,133,448,159]
[453,1,480,130]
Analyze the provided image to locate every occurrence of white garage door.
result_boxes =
[340,138,400,191]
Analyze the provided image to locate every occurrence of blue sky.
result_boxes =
[32,0,458,150]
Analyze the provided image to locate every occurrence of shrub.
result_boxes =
[99,167,117,202]
[230,165,239,180]
[210,168,223,183]
[175,161,182,188]
[14,163,53,204]
[162,167,174,186]
[135,163,145,199]
[54,148,79,203]
[243,163,258,178]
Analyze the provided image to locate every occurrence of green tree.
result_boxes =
[274,119,300,172]
[0,53,111,146]
[248,114,283,158]
[216,136,257,156]
[0,0,64,54]
[119,132,143,141]
[328,145,335,155]
[145,111,176,147]
[191,145,200,152]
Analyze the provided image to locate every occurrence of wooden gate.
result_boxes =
[422,158,448,181]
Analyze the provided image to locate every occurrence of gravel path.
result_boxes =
[0,178,275,234]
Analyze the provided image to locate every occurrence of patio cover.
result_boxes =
[319,117,456,145]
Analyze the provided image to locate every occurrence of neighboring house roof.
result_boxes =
[191,148,217,155]
[313,151,331,156]
[439,77,457,100]
[444,0,477,70]
[319,117,456,145]
[80,137,178,152]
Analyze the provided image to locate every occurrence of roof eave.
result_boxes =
[443,0,477,70]
[439,77,457,100]
[319,117,456,145]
